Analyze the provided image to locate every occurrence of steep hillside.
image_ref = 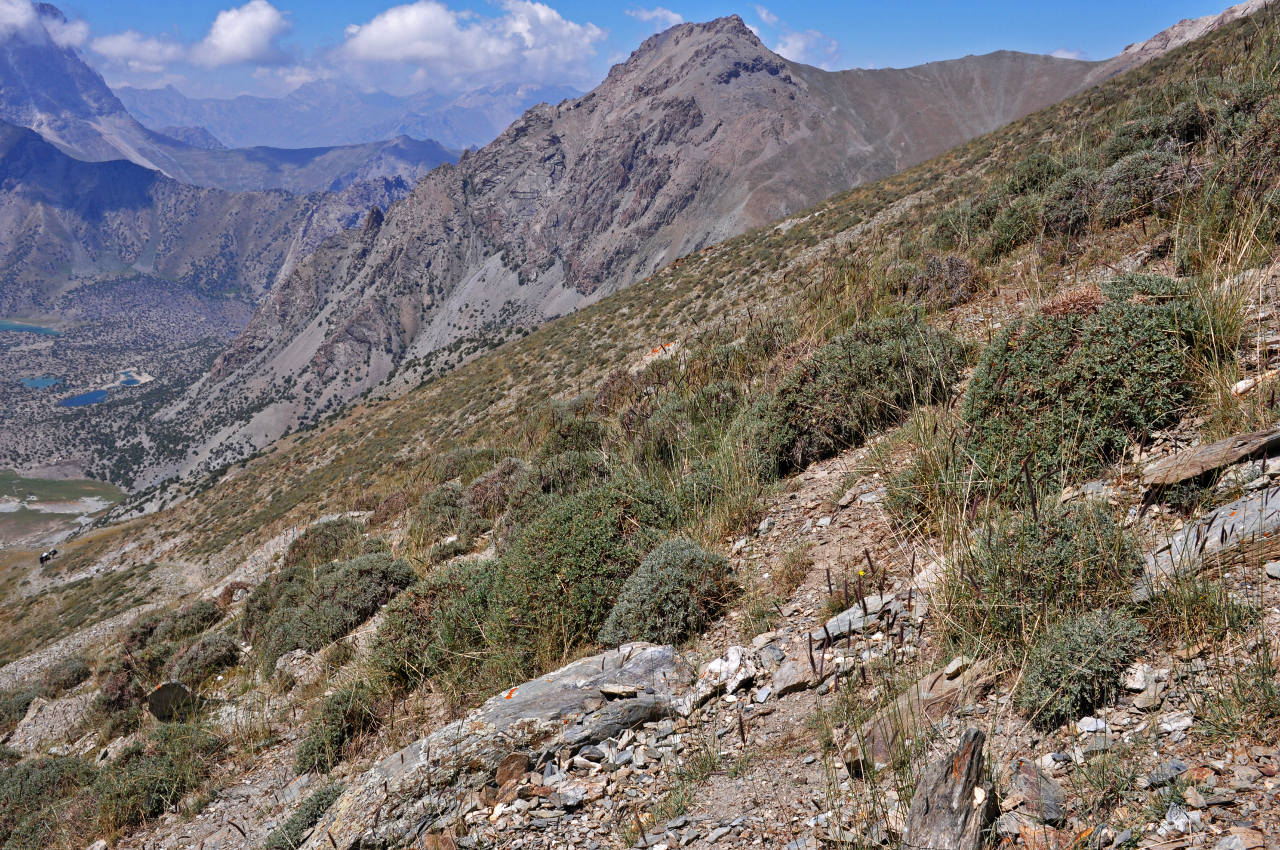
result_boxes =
[3,6,1280,850]
[117,81,584,151]
[0,6,455,193]
[152,16,1117,490]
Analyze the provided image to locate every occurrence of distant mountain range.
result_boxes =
[116,81,584,152]
[0,6,454,193]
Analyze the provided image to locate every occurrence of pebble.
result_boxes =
[1265,561,1280,580]
[1149,758,1190,788]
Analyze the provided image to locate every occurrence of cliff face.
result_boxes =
[159,16,1111,486]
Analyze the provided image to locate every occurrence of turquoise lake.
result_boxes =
[0,319,60,336]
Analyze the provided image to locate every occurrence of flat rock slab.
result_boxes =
[302,643,688,850]
[1137,484,1280,600]
[4,692,93,754]
[1142,426,1280,487]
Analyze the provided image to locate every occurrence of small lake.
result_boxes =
[59,389,109,407]
[20,376,62,389]
[0,319,60,336]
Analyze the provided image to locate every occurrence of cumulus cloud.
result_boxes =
[0,0,36,36]
[190,0,290,67]
[0,0,88,47]
[626,7,683,30]
[340,0,605,88]
[773,29,840,68]
[1050,47,1085,60]
[46,17,89,48]
[750,6,840,70]
[91,31,185,74]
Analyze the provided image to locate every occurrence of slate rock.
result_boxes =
[147,681,199,721]
[298,643,688,849]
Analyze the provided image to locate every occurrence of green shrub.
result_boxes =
[295,686,377,774]
[0,688,39,734]
[494,479,675,672]
[984,196,1041,258]
[1014,610,1145,730]
[369,559,499,691]
[534,399,607,459]
[265,783,344,850]
[1005,152,1066,195]
[634,382,743,470]
[1096,149,1178,224]
[962,283,1195,492]
[39,656,91,695]
[424,446,501,485]
[1042,167,1099,237]
[96,723,222,829]
[169,633,240,685]
[282,517,366,569]
[943,503,1141,651]
[760,316,964,477]
[152,600,221,645]
[0,756,98,849]
[249,553,415,672]
[1100,117,1166,164]
[598,539,734,646]
[411,482,487,561]
[531,450,612,496]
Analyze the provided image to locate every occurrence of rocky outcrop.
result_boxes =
[303,643,689,848]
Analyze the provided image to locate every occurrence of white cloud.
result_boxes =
[0,1,88,47]
[0,0,36,37]
[773,28,839,68]
[91,30,185,73]
[190,0,290,67]
[46,17,89,48]
[625,7,683,30]
[754,5,778,27]
[1050,47,1085,60]
[340,0,605,88]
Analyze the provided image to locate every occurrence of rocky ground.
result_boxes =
[12,425,1271,850]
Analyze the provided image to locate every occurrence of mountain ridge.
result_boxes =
[150,14,1119,488]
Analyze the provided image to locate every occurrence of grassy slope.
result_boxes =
[4,6,1278,663]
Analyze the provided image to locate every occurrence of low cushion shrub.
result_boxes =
[265,783,344,850]
[169,633,241,685]
[963,277,1198,492]
[295,686,377,774]
[598,539,734,646]
[1014,610,1146,730]
[494,479,676,672]
[943,502,1141,651]
[760,316,964,477]
[95,723,222,830]
[247,553,415,672]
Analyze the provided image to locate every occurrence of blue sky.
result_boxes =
[29,0,1244,97]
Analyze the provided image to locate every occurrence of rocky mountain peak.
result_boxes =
[602,13,782,95]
